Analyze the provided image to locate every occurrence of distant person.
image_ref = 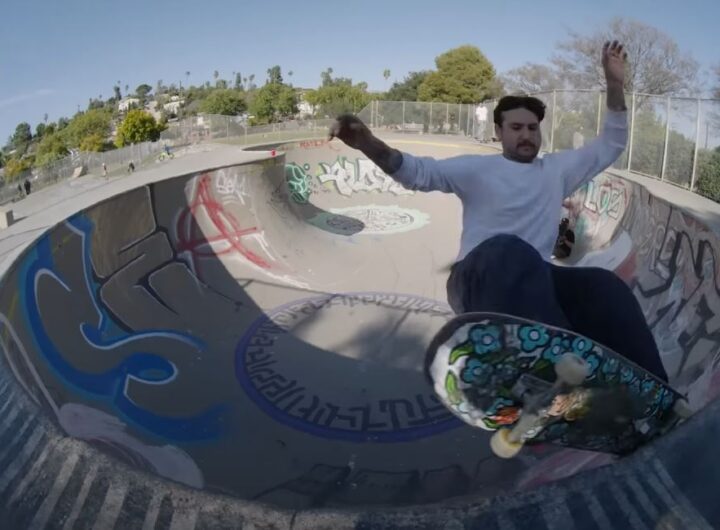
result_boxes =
[329,41,667,382]
[553,218,575,259]
[164,144,171,156]
[17,183,23,198]
[475,104,488,141]
[127,161,135,174]
[23,179,31,196]
[102,162,108,178]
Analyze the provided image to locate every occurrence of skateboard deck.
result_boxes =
[425,312,687,455]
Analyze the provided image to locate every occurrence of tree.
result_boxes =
[305,71,371,118]
[35,123,47,138]
[383,69,391,89]
[79,133,106,152]
[61,109,112,148]
[35,133,68,166]
[417,46,498,103]
[552,17,699,95]
[385,71,431,101]
[266,65,283,85]
[199,89,247,115]
[696,148,720,202]
[3,157,32,181]
[234,72,244,90]
[135,84,153,103]
[248,74,256,90]
[113,85,122,101]
[213,70,219,84]
[501,63,562,94]
[115,109,165,147]
[713,64,720,99]
[11,122,32,153]
[249,83,297,123]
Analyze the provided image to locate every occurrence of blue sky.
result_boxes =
[1,0,718,142]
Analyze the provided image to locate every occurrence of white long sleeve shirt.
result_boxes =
[391,110,628,261]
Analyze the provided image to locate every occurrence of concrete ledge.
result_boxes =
[0,208,14,229]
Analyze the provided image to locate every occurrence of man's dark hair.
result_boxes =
[493,95,546,126]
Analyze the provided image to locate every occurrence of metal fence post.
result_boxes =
[402,101,406,131]
[596,91,603,136]
[549,90,557,152]
[690,98,702,191]
[627,92,636,171]
[660,95,671,181]
[445,104,449,133]
[430,101,433,131]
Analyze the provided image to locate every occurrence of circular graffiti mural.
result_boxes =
[235,292,460,442]
[309,205,430,235]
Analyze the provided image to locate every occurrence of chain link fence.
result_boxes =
[5,91,719,206]
[160,115,334,147]
[0,140,166,205]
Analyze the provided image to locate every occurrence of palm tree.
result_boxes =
[185,71,190,87]
[383,69,391,90]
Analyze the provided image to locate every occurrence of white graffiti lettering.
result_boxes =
[317,157,413,196]
[583,180,626,219]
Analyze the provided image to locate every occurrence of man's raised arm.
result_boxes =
[328,115,403,175]
[550,40,630,196]
[328,115,464,194]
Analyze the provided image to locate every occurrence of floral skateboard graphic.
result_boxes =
[425,312,690,457]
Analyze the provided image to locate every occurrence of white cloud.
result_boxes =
[0,89,55,109]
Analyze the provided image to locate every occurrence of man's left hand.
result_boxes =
[602,40,627,87]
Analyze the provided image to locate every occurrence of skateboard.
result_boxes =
[425,312,691,458]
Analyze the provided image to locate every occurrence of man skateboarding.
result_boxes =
[329,41,668,382]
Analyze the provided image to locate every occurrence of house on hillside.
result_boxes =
[294,89,315,118]
[118,97,140,112]
[163,95,184,115]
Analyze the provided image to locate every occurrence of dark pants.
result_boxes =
[447,234,668,382]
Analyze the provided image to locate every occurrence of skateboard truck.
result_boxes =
[490,353,591,459]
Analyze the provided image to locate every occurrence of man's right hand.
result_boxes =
[328,114,373,150]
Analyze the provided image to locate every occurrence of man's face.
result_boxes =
[495,108,542,163]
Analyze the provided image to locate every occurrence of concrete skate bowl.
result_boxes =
[0,136,718,528]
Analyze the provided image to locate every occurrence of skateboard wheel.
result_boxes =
[490,428,524,459]
[673,398,693,419]
[555,354,590,386]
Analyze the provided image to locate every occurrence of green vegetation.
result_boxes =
[418,46,501,103]
[115,110,166,147]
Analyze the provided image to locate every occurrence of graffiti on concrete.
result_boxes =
[16,213,228,442]
[583,179,627,219]
[285,163,312,204]
[309,205,430,235]
[566,173,720,407]
[317,157,413,197]
[176,173,271,274]
[214,167,249,204]
[235,293,460,442]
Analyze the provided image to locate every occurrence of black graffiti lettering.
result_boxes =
[379,399,415,429]
[296,395,321,420]
[347,405,388,431]
[408,394,454,426]
[246,347,274,365]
